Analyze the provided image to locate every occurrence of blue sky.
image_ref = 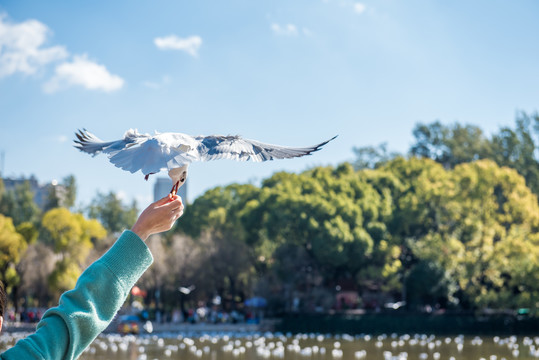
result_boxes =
[1,0,538,208]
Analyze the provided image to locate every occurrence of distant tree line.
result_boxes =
[0,112,537,317]
[354,111,539,198]
[0,178,136,312]
[177,158,538,314]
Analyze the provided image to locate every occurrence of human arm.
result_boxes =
[1,195,183,359]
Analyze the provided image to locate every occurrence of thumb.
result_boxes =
[161,196,183,210]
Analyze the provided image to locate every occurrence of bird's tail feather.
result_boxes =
[74,129,121,156]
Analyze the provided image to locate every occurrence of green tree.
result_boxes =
[41,208,106,299]
[0,214,28,305]
[449,160,539,309]
[0,181,41,226]
[16,222,39,245]
[43,184,60,211]
[408,113,539,198]
[247,164,400,310]
[88,191,138,234]
[490,112,539,197]
[409,121,491,168]
[48,259,82,297]
[177,184,260,310]
[352,143,399,170]
[62,175,77,208]
[389,159,539,310]
[366,157,456,305]
[404,260,454,309]
[41,208,106,263]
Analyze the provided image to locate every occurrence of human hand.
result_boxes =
[131,195,184,241]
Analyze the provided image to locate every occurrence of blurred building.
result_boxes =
[1,176,66,209]
[153,177,188,204]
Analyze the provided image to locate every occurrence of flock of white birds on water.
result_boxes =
[3,331,539,359]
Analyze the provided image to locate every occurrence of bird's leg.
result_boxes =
[170,181,180,196]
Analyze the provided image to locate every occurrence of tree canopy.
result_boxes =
[0,214,27,287]
[176,157,539,312]
[88,191,138,234]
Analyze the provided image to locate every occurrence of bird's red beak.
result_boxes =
[170,180,180,196]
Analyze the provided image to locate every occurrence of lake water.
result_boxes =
[2,331,539,359]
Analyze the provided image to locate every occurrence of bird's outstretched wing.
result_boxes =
[75,129,337,176]
[195,135,338,162]
[74,129,194,175]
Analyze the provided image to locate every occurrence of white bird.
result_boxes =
[178,285,195,294]
[74,129,336,195]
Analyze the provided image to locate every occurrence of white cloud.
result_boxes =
[271,23,313,37]
[0,13,125,94]
[154,35,202,57]
[271,23,300,36]
[302,28,313,37]
[0,13,68,77]
[142,81,160,90]
[43,54,124,93]
[143,75,171,90]
[354,2,367,14]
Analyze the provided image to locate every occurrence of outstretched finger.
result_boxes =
[154,195,175,207]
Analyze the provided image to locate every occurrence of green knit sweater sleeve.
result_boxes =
[1,230,153,360]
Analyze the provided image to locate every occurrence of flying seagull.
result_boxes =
[74,129,337,195]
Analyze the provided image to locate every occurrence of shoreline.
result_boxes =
[2,320,276,335]
[6,313,539,336]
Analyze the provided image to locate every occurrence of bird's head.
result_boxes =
[168,165,189,189]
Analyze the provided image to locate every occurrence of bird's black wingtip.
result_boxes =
[73,129,87,148]
[312,135,338,152]
[73,128,100,154]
